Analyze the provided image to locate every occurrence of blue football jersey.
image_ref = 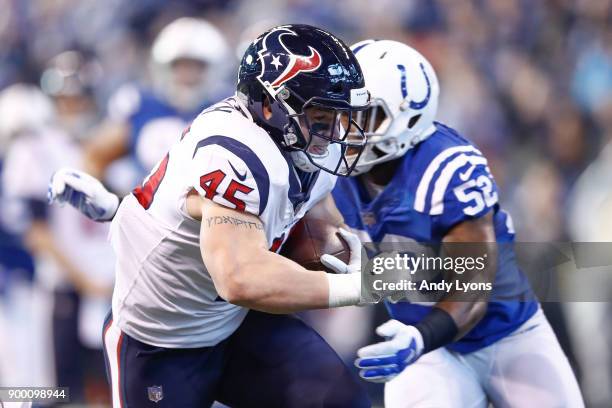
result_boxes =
[333,122,538,353]
[108,84,209,174]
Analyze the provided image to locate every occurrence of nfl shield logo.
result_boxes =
[148,385,163,403]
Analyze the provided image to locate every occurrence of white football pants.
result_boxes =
[385,307,584,407]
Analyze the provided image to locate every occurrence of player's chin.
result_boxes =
[307,141,331,156]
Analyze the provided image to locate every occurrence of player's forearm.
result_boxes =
[438,213,497,340]
[439,244,496,338]
[82,121,129,178]
[200,200,360,313]
[217,252,331,313]
[434,300,487,339]
[433,247,494,340]
[82,143,108,179]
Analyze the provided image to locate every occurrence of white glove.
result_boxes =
[355,319,424,382]
[48,168,119,221]
[320,228,362,274]
[320,228,363,307]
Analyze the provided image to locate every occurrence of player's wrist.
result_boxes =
[99,192,120,221]
[100,192,121,221]
[413,307,459,353]
[326,272,361,308]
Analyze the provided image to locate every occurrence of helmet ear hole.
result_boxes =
[262,93,273,120]
[408,114,421,129]
[372,145,387,158]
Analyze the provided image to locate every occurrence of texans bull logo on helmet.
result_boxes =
[256,26,322,92]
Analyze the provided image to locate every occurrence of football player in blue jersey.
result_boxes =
[83,17,232,184]
[332,39,584,407]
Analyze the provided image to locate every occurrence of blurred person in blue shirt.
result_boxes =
[82,17,233,192]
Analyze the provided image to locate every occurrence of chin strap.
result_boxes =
[289,150,319,172]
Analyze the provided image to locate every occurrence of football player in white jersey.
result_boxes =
[334,39,583,407]
[50,24,372,407]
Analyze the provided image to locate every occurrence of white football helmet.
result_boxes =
[349,40,440,175]
[0,83,55,154]
[151,17,229,112]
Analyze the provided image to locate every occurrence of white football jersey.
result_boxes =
[110,96,338,348]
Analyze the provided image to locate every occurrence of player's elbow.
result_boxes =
[467,300,488,328]
[451,300,488,339]
[217,276,249,305]
[213,263,257,305]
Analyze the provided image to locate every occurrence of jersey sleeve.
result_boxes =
[427,152,499,236]
[189,137,270,217]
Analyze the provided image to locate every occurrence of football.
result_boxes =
[280,213,351,273]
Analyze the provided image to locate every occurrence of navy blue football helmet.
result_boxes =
[237,24,369,176]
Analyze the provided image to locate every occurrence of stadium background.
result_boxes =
[0,0,610,406]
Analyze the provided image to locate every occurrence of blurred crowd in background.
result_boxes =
[0,0,610,407]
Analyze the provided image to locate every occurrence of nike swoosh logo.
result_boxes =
[459,163,477,181]
[228,160,247,181]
